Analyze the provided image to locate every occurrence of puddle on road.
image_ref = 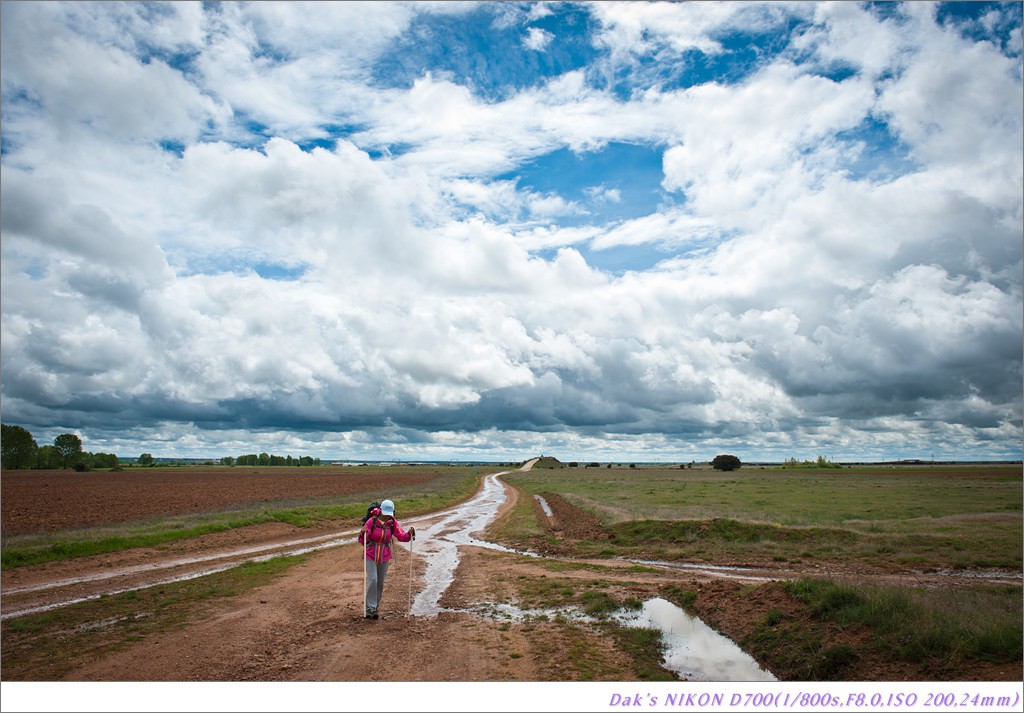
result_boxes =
[406,472,535,617]
[614,598,777,681]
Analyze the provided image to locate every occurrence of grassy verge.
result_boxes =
[1,468,481,569]
[741,578,1023,680]
[1,554,306,680]
[784,578,1022,666]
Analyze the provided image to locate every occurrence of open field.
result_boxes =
[500,463,1024,572]
[1,464,485,535]
[1,465,481,567]
[1,461,1020,683]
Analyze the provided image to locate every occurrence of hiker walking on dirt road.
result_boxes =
[359,499,415,619]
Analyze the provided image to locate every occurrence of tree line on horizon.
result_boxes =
[4,423,752,473]
[1,424,115,471]
[1,424,322,471]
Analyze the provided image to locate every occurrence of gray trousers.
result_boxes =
[364,558,391,611]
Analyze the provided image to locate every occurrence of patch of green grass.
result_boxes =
[580,590,621,617]
[543,560,616,573]
[747,617,859,680]
[659,584,697,611]
[606,626,677,681]
[785,578,1023,664]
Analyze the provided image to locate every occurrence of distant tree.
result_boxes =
[258,452,271,466]
[711,454,742,471]
[138,453,154,466]
[53,433,83,469]
[1,424,38,469]
[88,452,119,469]
[220,456,235,466]
[36,445,62,469]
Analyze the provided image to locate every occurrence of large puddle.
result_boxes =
[614,597,776,681]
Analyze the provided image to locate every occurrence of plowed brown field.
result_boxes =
[1,466,437,534]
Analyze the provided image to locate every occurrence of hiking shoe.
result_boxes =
[372,611,379,620]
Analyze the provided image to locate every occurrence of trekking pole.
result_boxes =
[407,531,415,616]
[360,529,367,619]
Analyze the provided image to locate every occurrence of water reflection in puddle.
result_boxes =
[534,494,553,518]
[614,598,776,681]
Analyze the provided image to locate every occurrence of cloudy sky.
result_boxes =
[1,1,1021,463]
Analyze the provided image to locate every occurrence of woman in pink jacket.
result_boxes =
[358,499,415,619]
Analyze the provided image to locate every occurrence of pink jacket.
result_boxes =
[358,515,412,563]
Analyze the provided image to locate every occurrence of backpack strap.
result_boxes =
[366,516,395,563]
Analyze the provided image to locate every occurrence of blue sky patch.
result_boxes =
[579,241,682,274]
[295,123,366,153]
[178,255,308,281]
[835,116,918,182]
[371,3,601,101]
[159,139,186,157]
[937,1,1023,54]
[250,261,307,281]
[500,141,669,225]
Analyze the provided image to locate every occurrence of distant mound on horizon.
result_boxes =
[531,456,566,469]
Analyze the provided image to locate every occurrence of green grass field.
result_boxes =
[500,463,1023,571]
